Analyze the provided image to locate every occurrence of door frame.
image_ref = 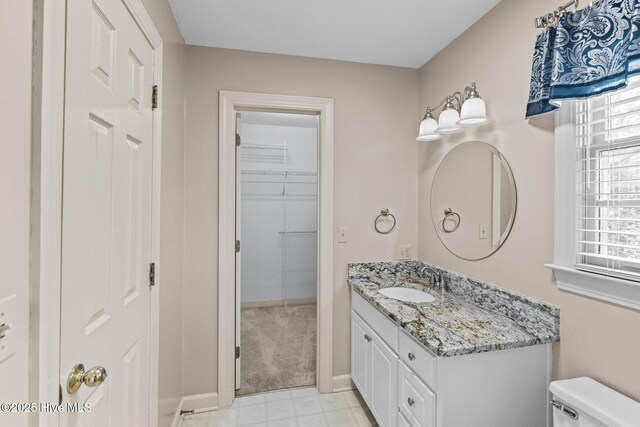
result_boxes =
[35,1,163,426]
[218,91,334,408]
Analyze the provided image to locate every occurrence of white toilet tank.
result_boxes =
[550,377,640,427]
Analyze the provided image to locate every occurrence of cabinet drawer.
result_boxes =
[399,331,436,389]
[398,361,436,427]
[352,291,398,352]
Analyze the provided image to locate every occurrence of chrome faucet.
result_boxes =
[420,266,445,290]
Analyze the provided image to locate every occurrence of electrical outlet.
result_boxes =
[479,225,488,240]
[338,226,348,243]
[398,245,412,260]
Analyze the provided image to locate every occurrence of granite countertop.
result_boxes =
[348,261,560,357]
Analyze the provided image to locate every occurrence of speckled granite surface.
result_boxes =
[348,261,560,357]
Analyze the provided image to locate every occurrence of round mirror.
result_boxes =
[431,141,516,260]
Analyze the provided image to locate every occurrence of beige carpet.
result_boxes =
[237,303,317,396]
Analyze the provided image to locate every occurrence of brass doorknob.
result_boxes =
[67,363,108,394]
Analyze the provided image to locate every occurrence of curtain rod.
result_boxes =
[534,0,579,28]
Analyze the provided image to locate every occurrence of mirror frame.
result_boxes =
[430,141,517,261]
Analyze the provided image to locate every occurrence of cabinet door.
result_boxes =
[398,361,436,427]
[351,311,372,402]
[398,412,413,427]
[370,333,399,427]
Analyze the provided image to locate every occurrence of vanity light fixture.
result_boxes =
[417,82,490,141]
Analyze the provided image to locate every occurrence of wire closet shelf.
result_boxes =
[241,170,317,177]
[240,143,289,151]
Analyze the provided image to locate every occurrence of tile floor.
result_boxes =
[181,387,378,427]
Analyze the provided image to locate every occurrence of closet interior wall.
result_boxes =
[239,113,319,307]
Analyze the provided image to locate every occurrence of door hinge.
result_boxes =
[235,133,241,147]
[59,384,63,405]
[152,85,159,110]
[235,346,240,359]
[149,262,156,287]
[235,240,240,253]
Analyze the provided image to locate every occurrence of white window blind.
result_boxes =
[574,81,640,282]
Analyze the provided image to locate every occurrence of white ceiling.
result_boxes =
[169,0,501,68]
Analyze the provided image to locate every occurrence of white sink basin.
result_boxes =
[378,287,436,303]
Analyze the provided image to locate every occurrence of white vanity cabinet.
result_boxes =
[351,291,552,427]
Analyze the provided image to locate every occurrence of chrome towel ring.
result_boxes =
[375,209,396,234]
[442,208,461,233]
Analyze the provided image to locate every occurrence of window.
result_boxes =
[549,81,640,310]
[574,86,640,282]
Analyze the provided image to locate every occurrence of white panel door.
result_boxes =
[60,0,155,425]
[370,332,399,427]
[351,311,372,403]
[235,112,242,389]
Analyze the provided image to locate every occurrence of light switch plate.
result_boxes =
[0,295,17,364]
[479,225,488,240]
[398,245,412,260]
[338,226,348,243]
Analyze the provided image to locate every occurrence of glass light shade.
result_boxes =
[458,97,490,127]
[436,108,463,134]
[416,116,441,141]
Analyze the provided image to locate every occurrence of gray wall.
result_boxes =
[183,46,420,395]
[418,0,640,400]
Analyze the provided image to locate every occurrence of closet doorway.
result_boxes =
[218,91,333,408]
[235,111,319,396]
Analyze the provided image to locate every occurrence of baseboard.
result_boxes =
[171,392,219,427]
[241,297,317,309]
[332,374,354,392]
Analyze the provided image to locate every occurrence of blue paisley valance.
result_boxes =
[526,0,640,118]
